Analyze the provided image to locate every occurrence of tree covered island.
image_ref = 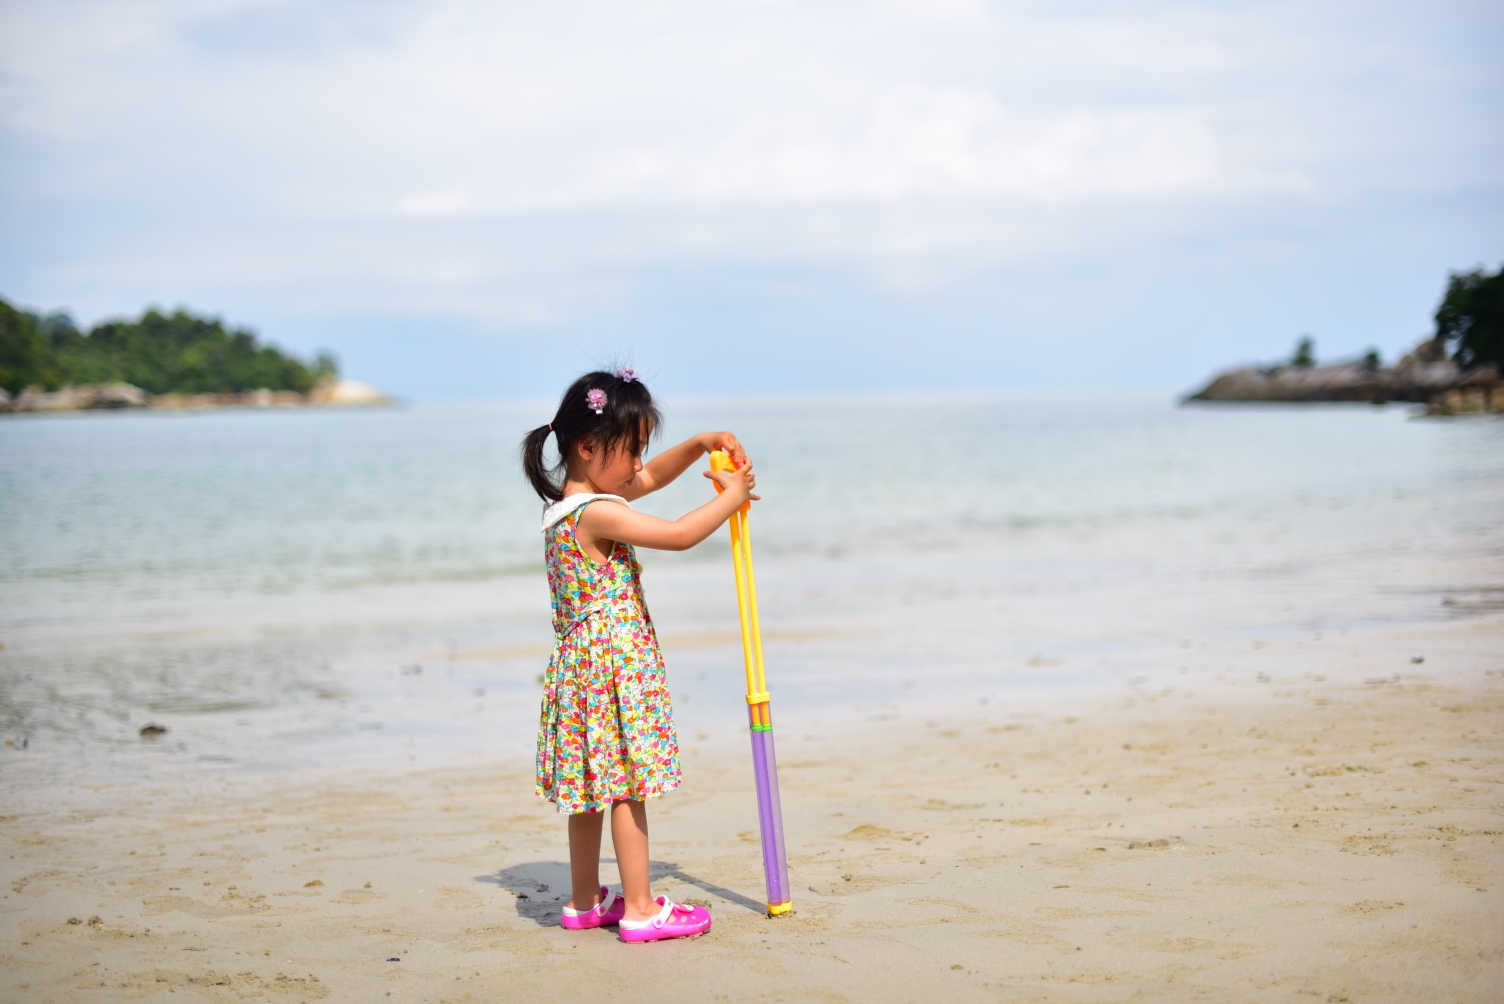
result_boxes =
[0,299,387,411]
[1186,264,1502,414]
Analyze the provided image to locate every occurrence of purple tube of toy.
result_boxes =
[748,728,778,903]
[759,729,791,906]
[746,709,790,907]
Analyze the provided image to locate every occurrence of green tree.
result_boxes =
[0,300,62,392]
[1291,336,1315,368]
[1435,265,1504,370]
[0,297,338,395]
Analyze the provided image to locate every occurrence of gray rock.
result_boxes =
[89,382,148,408]
[12,385,93,411]
[3,382,146,412]
[1185,338,1498,410]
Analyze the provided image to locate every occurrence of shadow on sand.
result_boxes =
[477,859,766,926]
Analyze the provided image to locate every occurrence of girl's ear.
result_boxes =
[575,436,597,463]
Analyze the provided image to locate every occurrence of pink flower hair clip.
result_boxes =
[614,366,638,382]
[585,388,608,414]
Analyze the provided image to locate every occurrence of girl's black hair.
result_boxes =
[521,371,662,502]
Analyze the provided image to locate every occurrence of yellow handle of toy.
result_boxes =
[710,450,767,703]
[708,450,752,512]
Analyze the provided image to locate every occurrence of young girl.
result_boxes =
[519,367,757,943]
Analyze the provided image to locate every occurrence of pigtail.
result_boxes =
[521,424,563,502]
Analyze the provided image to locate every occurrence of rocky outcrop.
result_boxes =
[1185,338,1501,414]
[146,389,307,409]
[2,378,392,414]
[305,377,390,406]
[1426,371,1504,416]
[6,381,149,412]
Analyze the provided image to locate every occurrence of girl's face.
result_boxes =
[579,435,645,495]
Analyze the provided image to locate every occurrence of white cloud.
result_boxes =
[397,192,470,218]
[0,0,1499,324]
[554,91,1283,208]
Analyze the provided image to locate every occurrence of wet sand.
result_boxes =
[3,618,1500,1003]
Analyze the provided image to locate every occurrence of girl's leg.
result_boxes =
[610,800,656,921]
[566,810,605,911]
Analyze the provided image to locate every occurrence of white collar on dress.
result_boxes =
[540,493,632,532]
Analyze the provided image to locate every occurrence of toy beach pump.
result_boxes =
[709,450,792,917]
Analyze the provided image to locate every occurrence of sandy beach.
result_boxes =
[3,617,1499,1003]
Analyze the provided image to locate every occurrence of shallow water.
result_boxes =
[1,397,1500,785]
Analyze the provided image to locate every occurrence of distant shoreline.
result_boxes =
[1183,337,1501,415]
[0,377,392,415]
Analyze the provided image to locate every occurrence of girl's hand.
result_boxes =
[705,457,760,504]
[631,431,753,501]
[702,431,748,466]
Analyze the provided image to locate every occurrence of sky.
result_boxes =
[1,0,1501,398]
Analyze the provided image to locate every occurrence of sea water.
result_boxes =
[1,397,1500,786]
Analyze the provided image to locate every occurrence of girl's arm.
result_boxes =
[622,431,747,500]
[580,461,757,554]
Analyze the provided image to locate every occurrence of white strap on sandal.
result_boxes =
[562,888,618,918]
[619,897,675,930]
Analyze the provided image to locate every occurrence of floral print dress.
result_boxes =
[535,496,682,814]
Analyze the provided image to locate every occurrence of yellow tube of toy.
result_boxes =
[740,513,769,699]
[710,451,759,702]
[728,513,758,703]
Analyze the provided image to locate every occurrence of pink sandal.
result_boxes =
[618,896,713,943]
[559,887,625,930]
